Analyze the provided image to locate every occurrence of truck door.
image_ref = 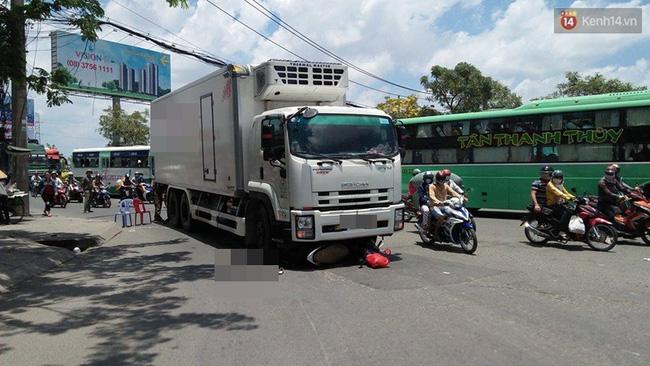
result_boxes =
[260,117,289,215]
[200,94,217,181]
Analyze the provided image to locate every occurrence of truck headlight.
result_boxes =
[394,209,404,231]
[296,215,315,239]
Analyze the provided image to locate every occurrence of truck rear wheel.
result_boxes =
[179,192,194,232]
[166,189,181,228]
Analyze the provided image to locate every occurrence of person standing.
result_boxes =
[152,180,164,222]
[82,170,94,213]
[40,172,56,217]
[0,171,10,224]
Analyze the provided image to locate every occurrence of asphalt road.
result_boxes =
[1,198,649,365]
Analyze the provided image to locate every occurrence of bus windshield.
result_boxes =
[287,114,398,159]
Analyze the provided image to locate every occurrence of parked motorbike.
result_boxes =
[401,194,419,222]
[415,197,478,254]
[67,182,84,203]
[53,186,69,208]
[522,196,617,251]
[91,187,112,208]
[609,190,650,245]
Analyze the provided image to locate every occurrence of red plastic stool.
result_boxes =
[133,198,152,225]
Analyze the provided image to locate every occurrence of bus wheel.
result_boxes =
[179,192,194,232]
[166,189,181,228]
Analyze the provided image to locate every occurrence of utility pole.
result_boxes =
[11,0,29,213]
[112,96,120,146]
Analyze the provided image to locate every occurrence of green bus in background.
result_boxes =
[399,90,650,211]
[28,140,48,175]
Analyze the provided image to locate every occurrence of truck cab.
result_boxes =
[247,106,404,243]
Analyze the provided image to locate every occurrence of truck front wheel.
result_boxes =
[245,203,277,264]
[166,189,181,228]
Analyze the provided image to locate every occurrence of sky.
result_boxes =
[24,0,650,157]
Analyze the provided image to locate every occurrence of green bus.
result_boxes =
[399,90,650,210]
[28,141,48,175]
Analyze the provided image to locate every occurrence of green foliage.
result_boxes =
[420,62,522,114]
[376,95,437,119]
[98,107,150,146]
[1,0,188,106]
[544,71,647,98]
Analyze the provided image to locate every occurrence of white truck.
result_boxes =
[151,60,404,259]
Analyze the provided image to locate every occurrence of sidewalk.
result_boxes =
[0,214,122,293]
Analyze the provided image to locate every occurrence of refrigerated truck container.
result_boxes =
[151,60,404,254]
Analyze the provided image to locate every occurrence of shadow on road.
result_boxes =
[0,237,258,364]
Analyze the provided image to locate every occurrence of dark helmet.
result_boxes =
[552,170,564,179]
[435,171,446,184]
[540,165,554,173]
[422,172,434,184]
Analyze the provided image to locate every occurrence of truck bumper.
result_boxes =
[290,203,404,242]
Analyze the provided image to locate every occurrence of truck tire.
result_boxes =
[166,189,181,228]
[179,191,194,232]
[245,203,278,264]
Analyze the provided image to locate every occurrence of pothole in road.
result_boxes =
[37,237,99,252]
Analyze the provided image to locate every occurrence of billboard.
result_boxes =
[0,96,34,141]
[51,31,171,101]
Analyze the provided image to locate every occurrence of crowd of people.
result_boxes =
[529,163,640,237]
[28,170,164,222]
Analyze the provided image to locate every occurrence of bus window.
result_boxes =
[436,149,457,163]
[624,143,650,161]
[412,150,423,164]
[509,146,533,162]
[533,146,559,162]
[471,119,507,134]
[416,124,432,138]
[474,147,508,163]
[563,112,595,130]
[542,114,562,131]
[595,110,620,127]
[559,144,615,162]
[626,108,650,126]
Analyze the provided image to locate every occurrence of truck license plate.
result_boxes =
[340,214,377,229]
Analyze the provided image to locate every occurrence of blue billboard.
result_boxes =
[51,31,171,101]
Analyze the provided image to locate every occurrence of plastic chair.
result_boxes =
[114,199,133,227]
[132,198,152,225]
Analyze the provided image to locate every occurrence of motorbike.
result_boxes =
[415,197,478,254]
[30,180,41,197]
[138,182,154,203]
[67,182,84,203]
[91,187,112,208]
[401,194,419,222]
[53,186,69,208]
[522,196,617,251]
[120,184,136,200]
[608,190,650,245]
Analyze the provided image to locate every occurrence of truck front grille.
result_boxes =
[314,188,391,208]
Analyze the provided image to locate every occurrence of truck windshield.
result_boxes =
[287,114,398,159]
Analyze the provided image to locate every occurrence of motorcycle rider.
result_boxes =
[546,170,575,235]
[92,174,105,205]
[441,169,465,196]
[608,164,636,194]
[407,169,421,196]
[597,167,626,220]
[82,170,94,213]
[52,172,64,189]
[530,165,553,213]
[428,171,463,234]
[120,173,134,199]
[30,173,42,196]
[416,172,434,230]
[134,171,147,200]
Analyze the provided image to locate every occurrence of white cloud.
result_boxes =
[21,0,650,156]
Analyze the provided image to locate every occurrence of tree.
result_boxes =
[376,95,435,119]
[98,107,150,147]
[420,62,522,114]
[1,0,187,207]
[544,71,647,98]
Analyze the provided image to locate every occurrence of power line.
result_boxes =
[242,0,431,97]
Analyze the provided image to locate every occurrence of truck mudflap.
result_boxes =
[290,203,404,242]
